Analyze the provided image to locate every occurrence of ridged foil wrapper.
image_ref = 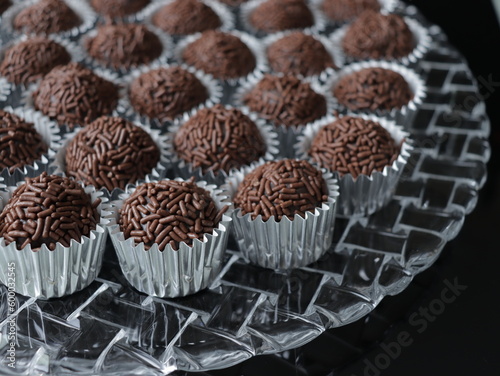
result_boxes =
[296,113,413,217]
[223,160,339,270]
[0,181,111,300]
[107,179,233,298]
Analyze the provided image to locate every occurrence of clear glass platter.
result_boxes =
[0,3,491,375]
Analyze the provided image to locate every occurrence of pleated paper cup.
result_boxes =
[224,160,339,270]
[296,114,412,217]
[107,179,232,298]
[0,181,111,300]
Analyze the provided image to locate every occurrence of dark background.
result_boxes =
[193,1,500,375]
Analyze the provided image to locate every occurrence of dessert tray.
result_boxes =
[0,2,491,375]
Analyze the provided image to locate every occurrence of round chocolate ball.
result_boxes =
[129,66,209,121]
[33,62,119,128]
[248,0,314,34]
[333,67,413,111]
[119,180,228,251]
[0,37,71,85]
[65,116,160,191]
[182,30,256,80]
[0,110,48,172]
[174,104,267,174]
[243,74,327,127]
[233,159,328,221]
[321,0,381,22]
[90,0,150,18]
[308,116,401,178]
[0,172,100,250]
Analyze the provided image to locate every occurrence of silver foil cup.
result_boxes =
[323,60,426,118]
[0,76,13,104]
[296,113,413,217]
[2,0,97,40]
[224,160,339,270]
[166,105,280,186]
[0,182,111,300]
[107,179,233,298]
[329,15,432,65]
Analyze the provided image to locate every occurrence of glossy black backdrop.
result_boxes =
[181,0,500,375]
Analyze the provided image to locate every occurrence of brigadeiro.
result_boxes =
[152,0,222,36]
[227,159,338,269]
[243,74,327,127]
[63,116,161,191]
[333,67,413,112]
[173,104,268,178]
[246,0,315,34]
[0,37,71,85]
[0,109,48,172]
[266,31,336,77]
[32,62,119,128]
[85,23,164,69]
[342,10,414,60]
[128,66,210,121]
[90,0,151,19]
[13,0,82,35]
[321,0,381,22]
[181,30,256,80]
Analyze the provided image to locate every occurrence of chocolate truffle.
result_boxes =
[90,0,150,18]
[182,30,256,80]
[308,116,400,178]
[233,159,328,221]
[0,172,100,250]
[13,0,82,35]
[333,67,413,111]
[65,116,160,191]
[248,0,314,34]
[85,24,163,69]
[0,110,48,172]
[243,74,327,127]
[33,62,119,128]
[152,0,221,35]
[267,32,336,77]
[342,10,414,59]
[0,0,11,16]
[0,37,71,85]
[322,0,381,22]
[119,179,228,250]
[129,66,209,121]
[174,104,267,174]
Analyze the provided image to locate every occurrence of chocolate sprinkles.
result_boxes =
[119,180,228,251]
[233,159,328,221]
[321,0,381,22]
[0,110,48,172]
[90,0,150,19]
[0,172,100,251]
[65,116,160,191]
[249,0,314,33]
[174,104,267,174]
[308,116,401,178]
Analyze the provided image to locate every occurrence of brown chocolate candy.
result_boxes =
[243,74,327,127]
[342,10,414,60]
[267,32,336,77]
[152,0,221,35]
[249,0,314,34]
[308,116,400,178]
[0,172,100,251]
[322,0,381,22]
[129,66,209,121]
[85,23,163,69]
[174,104,267,174]
[0,110,48,172]
[0,37,71,85]
[33,62,119,128]
[13,0,82,35]
[119,179,228,251]
[0,0,11,15]
[233,159,328,221]
[65,116,160,191]
[182,30,256,80]
[333,67,413,112]
[90,0,150,18]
